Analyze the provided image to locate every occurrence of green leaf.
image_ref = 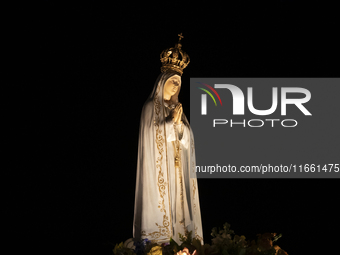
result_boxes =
[272,233,282,242]
[170,237,180,253]
[221,248,229,255]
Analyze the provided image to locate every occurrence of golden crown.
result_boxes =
[160,33,190,76]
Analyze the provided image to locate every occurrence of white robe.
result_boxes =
[133,72,203,245]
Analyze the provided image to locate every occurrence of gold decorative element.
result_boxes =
[174,124,190,237]
[194,226,203,243]
[142,81,171,240]
[147,246,163,255]
[192,180,197,215]
[163,107,173,239]
[192,180,196,200]
[192,179,197,214]
[175,157,180,167]
[191,136,195,173]
[160,33,190,76]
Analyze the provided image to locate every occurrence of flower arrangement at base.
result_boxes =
[112,222,288,255]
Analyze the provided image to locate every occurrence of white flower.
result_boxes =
[123,238,136,249]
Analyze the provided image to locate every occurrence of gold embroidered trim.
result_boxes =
[191,135,195,173]
[141,83,170,239]
[195,226,203,243]
[174,116,188,237]
[163,106,173,238]
[192,180,197,214]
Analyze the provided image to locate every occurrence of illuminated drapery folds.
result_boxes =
[133,34,203,245]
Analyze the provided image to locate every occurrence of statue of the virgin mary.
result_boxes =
[133,34,203,245]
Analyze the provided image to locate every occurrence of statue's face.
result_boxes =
[164,75,181,98]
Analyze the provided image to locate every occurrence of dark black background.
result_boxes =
[15,1,338,254]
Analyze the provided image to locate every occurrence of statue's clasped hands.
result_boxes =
[171,103,183,124]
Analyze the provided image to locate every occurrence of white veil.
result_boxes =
[133,71,203,244]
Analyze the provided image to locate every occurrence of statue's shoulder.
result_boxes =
[142,99,153,113]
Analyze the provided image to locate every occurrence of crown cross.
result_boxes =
[178,33,184,42]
